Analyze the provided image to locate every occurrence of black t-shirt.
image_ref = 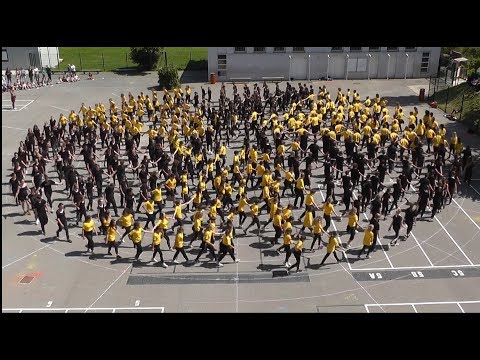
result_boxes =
[105,185,115,199]
[9,178,19,194]
[41,179,55,194]
[56,209,67,224]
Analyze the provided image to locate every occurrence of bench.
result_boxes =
[229,77,252,83]
[261,76,285,83]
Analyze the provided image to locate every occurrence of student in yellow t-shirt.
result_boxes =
[194,223,218,264]
[276,227,293,266]
[105,219,121,259]
[216,223,238,266]
[322,197,338,232]
[150,226,168,267]
[358,224,374,259]
[129,221,145,261]
[287,236,305,272]
[319,232,343,265]
[82,215,98,254]
[310,216,324,251]
[345,208,359,248]
[172,227,189,264]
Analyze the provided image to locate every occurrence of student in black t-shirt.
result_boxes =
[56,203,71,242]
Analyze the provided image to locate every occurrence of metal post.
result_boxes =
[126,53,128,68]
[326,54,330,79]
[367,54,372,80]
[345,54,349,80]
[165,52,168,67]
[405,53,409,79]
[47,47,51,68]
[386,53,391,80]
[459,93,465,121]
[102,53,105,72]
[79,53,82,71]
[288,55,292,81]
[445,86,449,113]
[308,54,311,81]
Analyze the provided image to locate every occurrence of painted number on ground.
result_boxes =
[411,271,424,278]
[46,301,53,308]
[451,270,465,277]
[135,300,140,307]
[369,273,383,279]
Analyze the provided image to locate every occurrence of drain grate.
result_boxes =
[19,276,35,284]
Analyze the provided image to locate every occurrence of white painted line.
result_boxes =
[112,93,120,98]
[46,301,52,308]
[112,309,116,313]
[433,215,474,266]
[84,264,132,312]
[451,198,480,231]
[409,232,435,267]
[317,185,353,271]
[469,184,480,197]
[351,189,394,269]
[2,244,50,269]
[19,310,23,313]
[457,303,465,313]
[65,309,69,313]
[411,304,418,313]
[365,300,480,307]
[1,125,28,131]
[351,264,480,271]
[364,304,370,313]
[3,307,165,312]
[49,105,69,112]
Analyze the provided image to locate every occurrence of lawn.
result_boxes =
[58,47,207,72]
[433,82,480,131]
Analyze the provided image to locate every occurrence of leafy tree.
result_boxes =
[130,47,163,70]
[158,65,179,90]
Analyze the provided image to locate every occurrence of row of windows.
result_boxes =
[235,47,418,53]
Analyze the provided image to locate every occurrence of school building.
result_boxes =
[2,47,60,70]
[207,47,441,82]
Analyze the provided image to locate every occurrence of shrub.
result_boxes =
[130,47,162,71]
[158,66,179,90]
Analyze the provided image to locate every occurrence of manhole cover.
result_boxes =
[19,276,35,284]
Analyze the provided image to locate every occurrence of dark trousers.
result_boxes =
[310,233,322,250]
[85,231,94,251]
[173,247,189,261]
[107,241,119,255]
[152,244,164,262]
[320,250,341,264]
[359,245,373,256]
[288,250,302,271]
[57,221,70,241]
[217,243,236,262]
[106,197,118,216]
[294,188,304,207]
[195,241,217,262]
[324,215,332,232]
[134,242,143,259]
[144,213,156,229]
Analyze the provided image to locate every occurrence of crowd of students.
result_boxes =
[7,80,476,272]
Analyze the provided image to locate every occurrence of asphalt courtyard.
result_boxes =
[2,72,480,313]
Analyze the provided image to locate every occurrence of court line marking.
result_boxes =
[451,198,480,231]
[411,304,418,313]
[433,215,474,266]
[350,264,480,271]
[364,304,370,313]
[316,185,353,270]
[2,100,34,112]
[2,244,50,269]
[49,105,69,112]
[1,125,28,131]
[350,189,394,268]
[469,185,480,197]
[2,307,165,313]
[84,264,132,312]
[457,303,465,313]
[365,300,480,307]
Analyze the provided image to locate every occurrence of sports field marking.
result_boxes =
[84,264,132,312]
[350,264,480,271]
[411,304,418,313]
[2,307,165,313]
[365,300,480,308]
[317,185,353,271]
[2,99,35,111]
[49,105,69,112]
[457,303,465,313]
[450,198,480,231]
[469,184,480,198]
[2,244,50,269]
[2,125,28,131]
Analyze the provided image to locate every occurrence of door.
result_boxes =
[290,56,307,80]
[368,55,379,79]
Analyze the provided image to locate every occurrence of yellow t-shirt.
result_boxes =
[323,203,334,216]
[107,227,116,242]
[327,237,339,253]
[348,214,358,227]
[144,200,155,214]
[363,229,374,246]
[175,233,184,248]
[152,232,162,246]
[129,228,144,243]
[82,219,95,232]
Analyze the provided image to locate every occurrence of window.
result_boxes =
[217,54,226,77]
[274,47,285,52]
[254,47,265,52]
[331,47,343,52]
[293,47,305,52]
[387,47,399,51]
[369,47,380,51]
[420,52,430,73]
[405,47,417,51]
[2,49,7,62]
[350,47,362,52]
[234,47,246,52]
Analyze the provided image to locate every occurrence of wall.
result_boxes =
[207,47,441,81]
[38,47,59,68]
[2,47,37,70]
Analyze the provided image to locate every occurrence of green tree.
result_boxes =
[129,47,163,70]
[158,65,179,90]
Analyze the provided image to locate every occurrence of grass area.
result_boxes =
[433,82,480,132]
[58,47,207,72]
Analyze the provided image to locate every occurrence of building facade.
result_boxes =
[208,47,441,81]
[2,47,59,70]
